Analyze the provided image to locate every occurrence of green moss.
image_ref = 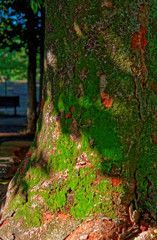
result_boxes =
[15,203,43,228]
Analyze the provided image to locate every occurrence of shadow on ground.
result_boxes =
[0,114,35,220]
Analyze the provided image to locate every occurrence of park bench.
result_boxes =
[0,96,20,115]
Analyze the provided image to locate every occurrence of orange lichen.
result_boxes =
[70,106,74,113]
[131,25,148,51]
[130,32,139,50]
[139,25,148,51]
[101,93,113,108]
[112,177,122,187]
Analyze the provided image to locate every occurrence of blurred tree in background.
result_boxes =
[0,0,45,131]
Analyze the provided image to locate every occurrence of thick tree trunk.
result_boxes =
[0,1,156,239]
[26,8,37,132]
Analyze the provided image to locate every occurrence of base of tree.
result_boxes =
[0,174,156,240]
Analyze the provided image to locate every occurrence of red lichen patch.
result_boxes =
[40,97,45,111]
[102,0,113,8]
[101,93,113,108]
[57,213,69,220]
[131,25,148,51]
[70,106,74,113]
[42,211,55,224]
[65,112,71,118]
[140,221,148,232]
[139,25,148,51]
[112,177,122,187]
[130,32,139,50]
[0,218,10,229]
[12,146,30,161]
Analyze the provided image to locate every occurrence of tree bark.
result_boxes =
[0,1,156,239]
[26,8,37,132]
[39,6,45,108]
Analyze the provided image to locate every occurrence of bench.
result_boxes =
[0,96,20,115]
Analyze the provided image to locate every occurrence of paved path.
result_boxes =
[0,115,27,133]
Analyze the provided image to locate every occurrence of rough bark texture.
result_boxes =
[0,0,156,239]
[26,8,37,132]
[39,6,45,108]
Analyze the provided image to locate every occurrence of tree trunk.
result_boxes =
[26,8,37,132]
[0,1,156,239]
[39,6,45,108]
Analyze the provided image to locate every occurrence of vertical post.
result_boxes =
[5,77,7,96]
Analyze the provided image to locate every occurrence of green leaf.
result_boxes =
[31,0,39,14]
[30,0,45,13]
